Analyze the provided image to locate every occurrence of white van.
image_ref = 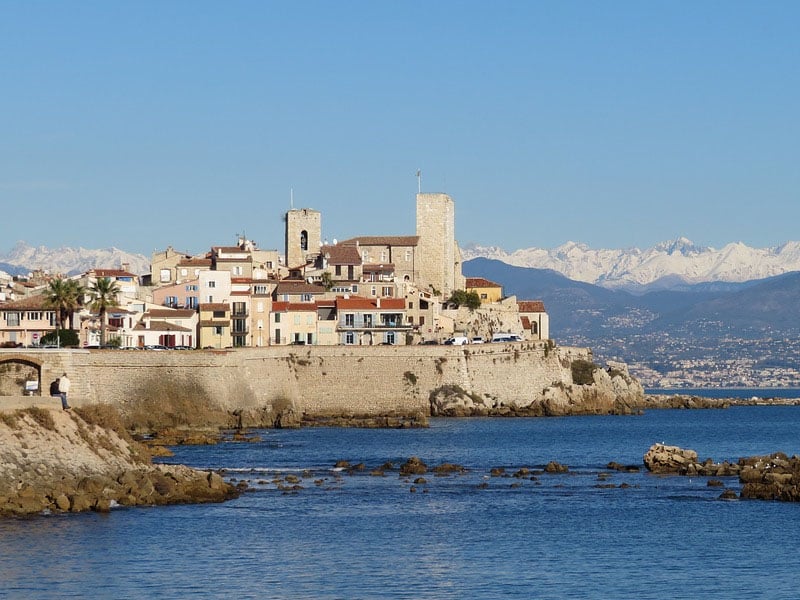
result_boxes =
[444,336,469,345]
[491,333,523,343]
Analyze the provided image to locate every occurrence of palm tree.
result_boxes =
[89,277,121,345]
[43,278,71,330]
[64,279,85,330]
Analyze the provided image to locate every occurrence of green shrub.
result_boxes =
[40,329,79,347]
[571,359,599,386]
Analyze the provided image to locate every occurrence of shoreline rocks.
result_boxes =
[643,443,800,502]
[0,406,239,517]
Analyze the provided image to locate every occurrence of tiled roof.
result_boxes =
[0,295,49,310]
[466,277,501,289]
[518,300,546,313]
[520,316,532,329]
[93,269,138,278]
[147,309,197,319]
[321,244,362,265]
[272,301,318,312]
[275,281,326,294]
[335,296,405,311]
[340,236,419,247]
[362,263,395,273]
[199,303,230,311]
[178,258,211,267]
[134,321,192,332]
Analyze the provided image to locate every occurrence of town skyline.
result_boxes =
[2,3,798,255]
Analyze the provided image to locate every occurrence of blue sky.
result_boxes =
[1,1,798,257]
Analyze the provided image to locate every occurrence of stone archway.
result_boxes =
[0,355,43,396]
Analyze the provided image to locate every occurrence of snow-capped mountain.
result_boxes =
[461,237,800,291]
[0,241,150,276]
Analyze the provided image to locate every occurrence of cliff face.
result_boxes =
[0,406,238,516]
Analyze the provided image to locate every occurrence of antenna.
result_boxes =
[290,188,294,210]
[416,169,421,194]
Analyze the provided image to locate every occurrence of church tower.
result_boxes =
[416,193,464,299]
[285,208,321,268]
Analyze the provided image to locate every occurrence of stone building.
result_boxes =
[415,193,465,299]
[285,208,322,270]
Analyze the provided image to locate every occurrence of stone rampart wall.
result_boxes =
[0,343,594,418]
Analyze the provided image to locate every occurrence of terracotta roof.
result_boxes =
[520,316,532,329]
[335,296,405,311]
[466,277,501,289]
[0,295,49,310]
[272,301,318,312]
[275,281,326,295]
[362,264,395,273]
[321,244,362,265]
[134,321,192,332]
[340,236,419,247]
[93,269,138,278]
[518,300,546,313]
[178,258,211,267]
[199,303,230,311]
[147,309,197,319]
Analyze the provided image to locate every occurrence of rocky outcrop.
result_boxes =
[739,453,800,501]
[643,443,741,476]
[430,359,645,417]
[0,406,239,517]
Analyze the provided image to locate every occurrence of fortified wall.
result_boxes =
[0,343,633,426]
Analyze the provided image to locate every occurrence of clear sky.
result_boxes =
[1,1,798,257]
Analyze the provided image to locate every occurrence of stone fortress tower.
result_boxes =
[415,193,465,299]
[285,208,321,268]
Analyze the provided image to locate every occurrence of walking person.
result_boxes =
[58,372,71,410]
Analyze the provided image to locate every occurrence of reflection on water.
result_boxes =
[2,407,800,599]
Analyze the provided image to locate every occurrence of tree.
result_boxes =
[44,277,85,331]
[447,290,481,310]
[320,271,334,291]
[89,277,121,345]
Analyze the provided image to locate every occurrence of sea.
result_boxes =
[2,389,800,600]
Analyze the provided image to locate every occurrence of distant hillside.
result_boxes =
[465,257,800,387]
[462,238,800,292]
[0,241,150,276]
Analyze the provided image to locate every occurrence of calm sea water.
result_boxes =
[2,406,800,599]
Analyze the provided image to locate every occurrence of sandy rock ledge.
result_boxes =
[0,406,239,517]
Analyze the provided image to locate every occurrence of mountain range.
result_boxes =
[462,238,800,292]
[0,241,150,278]
[464,257,800,387]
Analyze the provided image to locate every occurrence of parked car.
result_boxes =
[471,337,485,344]
[420,340,439,345]
[443,336,469,345]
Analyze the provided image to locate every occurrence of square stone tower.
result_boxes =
[285,208,322,268]
[416,193,464,298]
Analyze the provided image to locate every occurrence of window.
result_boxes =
[380,251,388,262]
[352,285,358,294]
[187,297,198,309]
[6,312,20,326]
[419,316,425,326]
[27,312,42,320]
[213,310,226,318]
[208,280,216,288]
[207,296,214,303]
[362,251,369,262]
[194,269,201,277]
[408,302,413,309]
[382,287,393,297]
[274,328,281,344]
[335,265,342,276]
[266,261,273,269]
[180,268,188,277]
[405,249,412,262]
[300,230,308,251]
[385,332,396,345]
[301,293,312,302]
[233,302,246,316]
[257,301,264,313]
[480,293,487,300]
[254,284,268,295]
[363,314,373,328]
[233,266,243,276]
[345,314,354,327]
[160,269,171,283]
[275,313,281,323]
[345,331,355,345]
[371,286,377,297]
[214,326,223,335]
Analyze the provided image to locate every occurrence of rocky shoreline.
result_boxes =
[644,443,800,502]
[0,405,240,517]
